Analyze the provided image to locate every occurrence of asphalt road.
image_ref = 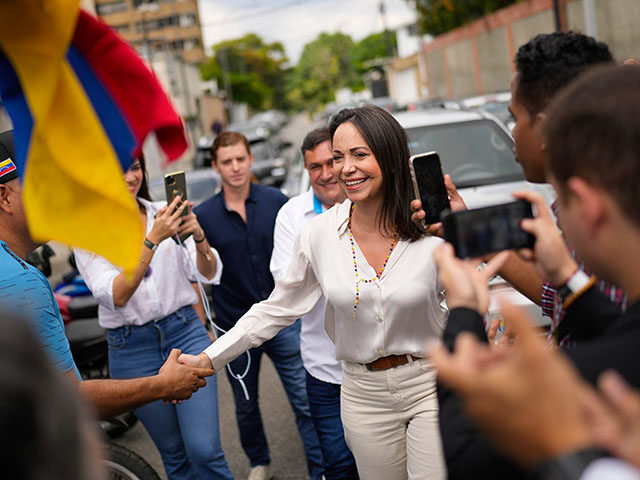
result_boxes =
[115,355,312,480]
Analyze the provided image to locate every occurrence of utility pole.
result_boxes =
[582,0,598,39]
[379,1,393,58]
[219,47,234,121]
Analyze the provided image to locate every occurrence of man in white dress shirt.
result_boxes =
[270,127,359,479]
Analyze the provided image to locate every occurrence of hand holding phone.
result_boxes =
[164,171,189,218]
[409,152,451,227]
[442,200,535,258]
[164,171,191,243]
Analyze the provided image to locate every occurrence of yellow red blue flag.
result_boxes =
[0,1,187,274]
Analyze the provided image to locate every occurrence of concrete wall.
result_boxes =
[567,0,640,61]
[418,0,640,100]
[476,26,511,93]
[446,39,476,97]
[425,49,448,98]
[511,9,555,49]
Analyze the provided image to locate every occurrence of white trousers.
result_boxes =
[341,358,446,480]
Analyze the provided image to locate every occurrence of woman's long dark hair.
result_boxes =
[136,154,152,201]
[329,105,423,242]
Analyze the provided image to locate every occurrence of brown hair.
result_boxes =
[135,154,152,201]
[329,105,423,242]
[210,131,251,163]
[544,64,640,227]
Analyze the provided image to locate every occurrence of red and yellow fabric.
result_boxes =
[0,0,187,274]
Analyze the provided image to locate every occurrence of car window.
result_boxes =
[188,177,218,206]
[249,140,274,161]
[406,119,523,188]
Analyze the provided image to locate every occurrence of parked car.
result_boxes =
[460,91,513,130]
[148,168,221,207]
[193,121,290,188]
[393,107,554,326]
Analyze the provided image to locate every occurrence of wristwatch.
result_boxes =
[143,238,158,252]
[534,448,608,480]
[557,269,591,298]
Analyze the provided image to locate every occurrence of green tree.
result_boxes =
[286,32,360,113]
[201,33,290,111]
[412,0,518,36]
[352,31,397,75]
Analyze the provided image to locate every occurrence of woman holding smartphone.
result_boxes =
[182,105,448,479]
[75,156,233,480]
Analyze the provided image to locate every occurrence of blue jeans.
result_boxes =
[225,320,323,479]
[107,306,233,480]
[306,371,359,480]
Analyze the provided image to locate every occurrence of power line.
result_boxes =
[200,0,318,27]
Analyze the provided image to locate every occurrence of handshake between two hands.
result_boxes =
[156,349,215,404]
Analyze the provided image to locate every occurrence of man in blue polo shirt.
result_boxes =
[0,129,215,418]
[195,131,322,480]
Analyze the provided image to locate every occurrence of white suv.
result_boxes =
[394,107,554,326]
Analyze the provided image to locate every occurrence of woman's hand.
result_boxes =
[178,352,215,371]
[177,202,205,241]
[148,196,188,243]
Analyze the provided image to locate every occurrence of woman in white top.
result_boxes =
[182,105,448,479]
[75,156,233,480]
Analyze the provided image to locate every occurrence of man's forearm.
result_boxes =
[77,376,166,418]
[497,252,544,306]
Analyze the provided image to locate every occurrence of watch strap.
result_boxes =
[143,238,158,252]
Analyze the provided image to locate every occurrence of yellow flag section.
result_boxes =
[0,0,143,275]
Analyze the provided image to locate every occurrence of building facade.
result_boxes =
[94,0,205,64]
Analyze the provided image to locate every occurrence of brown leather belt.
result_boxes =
[365,354,421,371]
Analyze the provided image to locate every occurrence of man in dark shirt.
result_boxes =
[195,131,322,480]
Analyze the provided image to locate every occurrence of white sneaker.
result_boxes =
[247,464,271,480]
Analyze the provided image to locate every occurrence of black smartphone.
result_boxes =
[164,171,190,243]
[442,199,535,258]
[164,171,188,218]
[409,151,451,226]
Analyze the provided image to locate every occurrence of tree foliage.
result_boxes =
[412,0,518,36]
[286,31,397,112]
[201,34,290,111]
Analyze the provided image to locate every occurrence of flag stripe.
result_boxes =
[66,45,137,171]
[0,49,33,178]
[72,12,187,161]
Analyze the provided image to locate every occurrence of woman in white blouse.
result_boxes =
[182,105,448,479]
[74,156,233,480]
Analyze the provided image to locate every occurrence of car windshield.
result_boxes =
[406,119,523,188]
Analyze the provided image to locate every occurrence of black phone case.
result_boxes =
[442,200,535,258]
[409,152,450,225]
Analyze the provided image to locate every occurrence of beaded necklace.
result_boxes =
[347,203,398,319]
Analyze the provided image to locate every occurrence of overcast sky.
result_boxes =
[198,0,417,65]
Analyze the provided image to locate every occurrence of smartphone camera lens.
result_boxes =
[167,177,176,186]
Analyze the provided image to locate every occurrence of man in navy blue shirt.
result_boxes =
[195,131,323,480]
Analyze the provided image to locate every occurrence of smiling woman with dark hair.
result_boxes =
[183,105,448,480]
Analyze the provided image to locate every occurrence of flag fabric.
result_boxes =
[0,0,187,274]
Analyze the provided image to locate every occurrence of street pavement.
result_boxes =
[115,355,312,479]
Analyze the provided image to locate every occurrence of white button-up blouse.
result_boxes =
[75,198,222,329]
[204,199,447,372]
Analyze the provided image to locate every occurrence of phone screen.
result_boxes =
[409,152,450,225]
[442,200,535,258]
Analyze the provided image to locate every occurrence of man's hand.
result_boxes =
[433,243,509,314]
[429,302,596,467]
[411,174,467,237]
[157,349,214,401]
[513,190,578,286]
[178,351,214,370]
